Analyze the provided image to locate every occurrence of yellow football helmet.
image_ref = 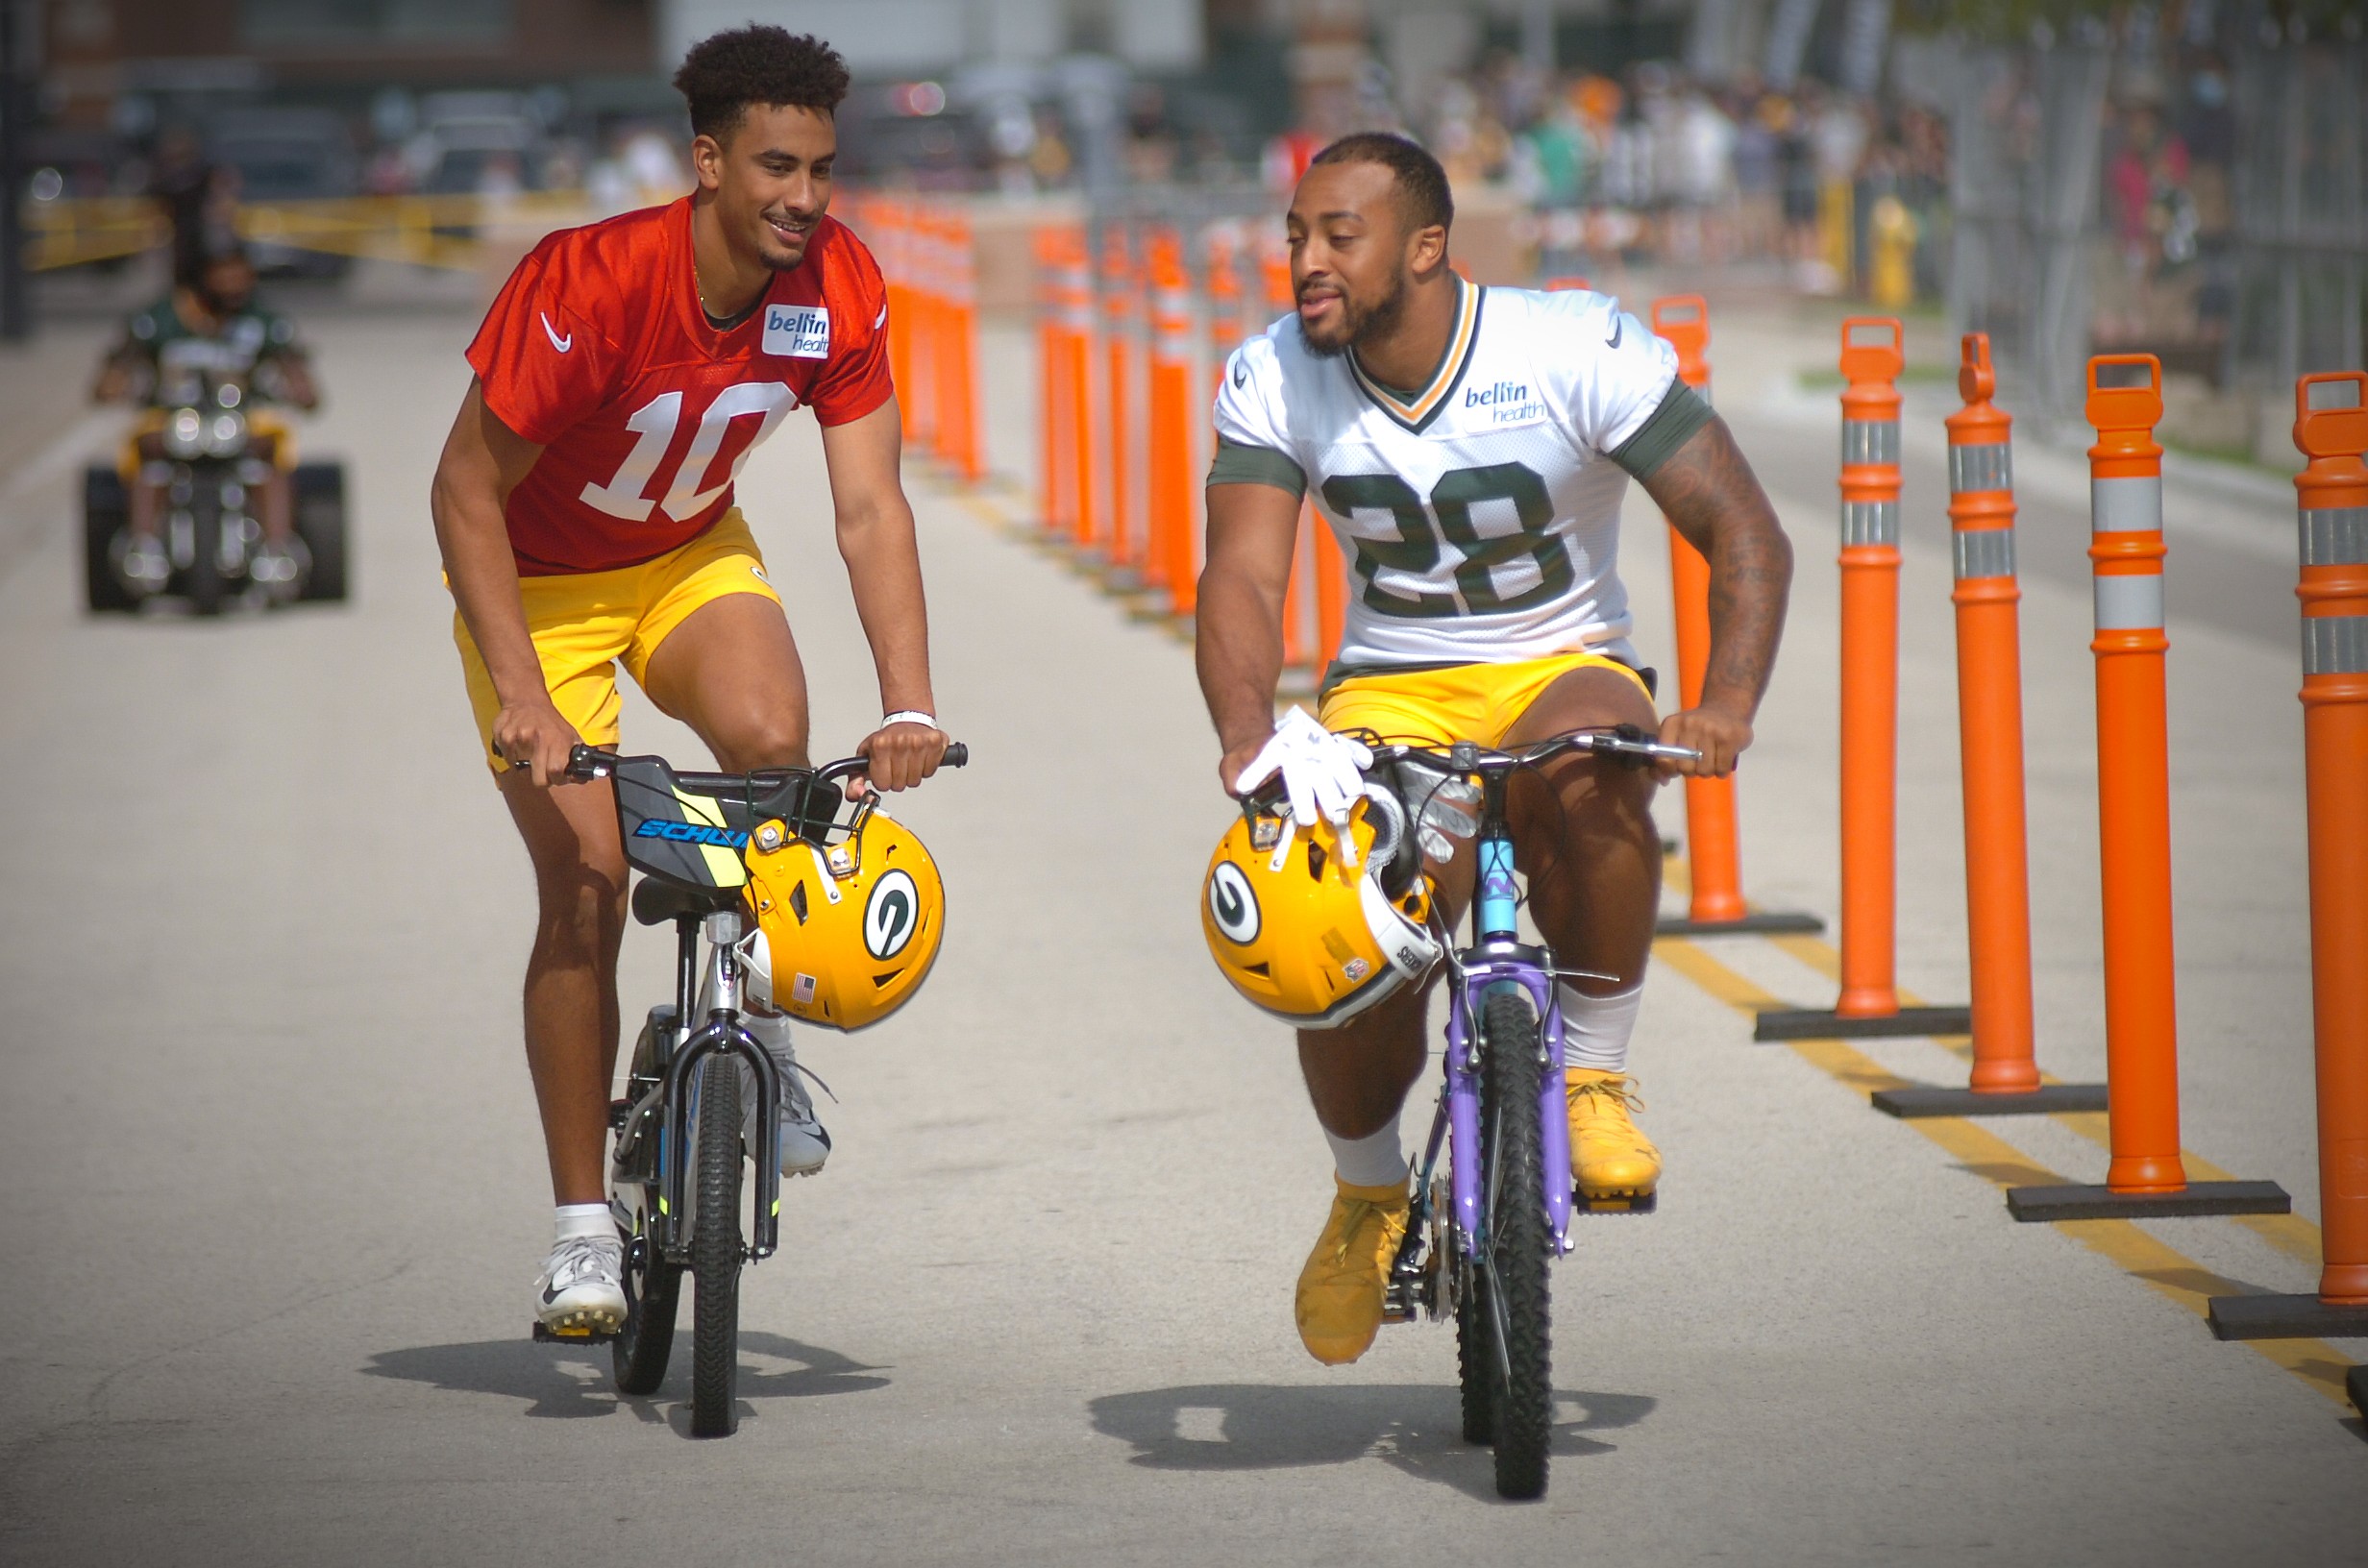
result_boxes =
[742,799,945,1031]
[1202,783,1440,1028]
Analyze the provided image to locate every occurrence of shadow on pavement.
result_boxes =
[363,1332,889,1421]
[1088,1383,1654,1502]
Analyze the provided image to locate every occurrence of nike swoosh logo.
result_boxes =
[1605,318,1622,350]
[541,1284,565,1305]
[875,303,888,329]
[1230,355,1247,389]
[540,311,572,354]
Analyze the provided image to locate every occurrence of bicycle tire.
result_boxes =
[1480,986,1552,1500]
[611,1209,679,1396]
[188,492,224,617]
[690,1053,742,1437]
[1456,1251,1494,1443]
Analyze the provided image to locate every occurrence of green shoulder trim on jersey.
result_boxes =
[1606,381,1714,479]
[1207,438,1306,499]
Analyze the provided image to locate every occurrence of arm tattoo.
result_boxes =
[1640,416,1793,718]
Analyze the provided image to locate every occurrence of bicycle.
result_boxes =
[1359,724,1697,1500]
[536,738,966,1438]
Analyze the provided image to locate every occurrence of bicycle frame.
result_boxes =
[1423,772,1576,1269]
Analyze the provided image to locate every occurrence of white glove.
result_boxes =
[1232,707,1373,835]
[1416,774,1483,864]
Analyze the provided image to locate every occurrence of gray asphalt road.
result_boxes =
[0,302,2359,1567]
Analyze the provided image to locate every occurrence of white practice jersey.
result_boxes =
[1213,280,1702,674]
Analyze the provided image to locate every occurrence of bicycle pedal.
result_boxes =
[531,1321,617,1345]
[1573,1188,1657,1215]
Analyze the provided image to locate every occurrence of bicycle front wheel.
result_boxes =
[690,1053,743,1437]
[1479,986,1552,1500]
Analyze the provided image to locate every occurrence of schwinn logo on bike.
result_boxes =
[864,869,920,959]
[763,305,831,359]
[633,820,751,849]
[1207,862,1260,944]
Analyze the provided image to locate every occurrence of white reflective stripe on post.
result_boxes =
[2092,476,2163,532]
[2094,574,2165,630]
[1953,527,2016,579]
[1843,420,1901,464]
[2300,506,2368,566]
[1841,500,1899,546]
[2304,614,2368,675]
[1949,442,2012,493]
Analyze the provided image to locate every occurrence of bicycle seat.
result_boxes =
[631,875,745,927]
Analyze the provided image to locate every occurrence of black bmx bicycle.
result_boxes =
[541,739,965,1437]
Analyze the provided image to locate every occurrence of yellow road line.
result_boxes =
[1655,931,2353,1408]
[1744,919,2330,1271]
[953,474,2355,1411]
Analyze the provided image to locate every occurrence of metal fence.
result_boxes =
[1945,27,2367,451]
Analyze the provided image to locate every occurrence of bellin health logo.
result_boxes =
[764,306,832,359]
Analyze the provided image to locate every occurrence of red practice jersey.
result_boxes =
[467,197,892,575]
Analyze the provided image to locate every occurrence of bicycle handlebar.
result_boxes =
[564,741,968,791]
[1369,724,1701,775]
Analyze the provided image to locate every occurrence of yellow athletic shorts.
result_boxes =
[118,408,297,479]
[453,508,780,775]
[1318,649,1654,749]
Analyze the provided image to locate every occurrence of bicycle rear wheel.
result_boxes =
[1478,986,1552,1500]
[690,1054,743,1437]
[611,1205,679,1396]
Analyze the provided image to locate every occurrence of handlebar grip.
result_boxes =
[565,744,614,782]
[941,742,969,769]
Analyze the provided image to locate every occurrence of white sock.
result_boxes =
[554,1203,609,1244]
[1559,981,1644,1075]
[1324,1114,1409,1189]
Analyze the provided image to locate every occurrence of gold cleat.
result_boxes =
[1566,1068,1661,1204]
[1295,1174,1411,1365]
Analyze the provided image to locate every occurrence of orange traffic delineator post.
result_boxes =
[1256,241,1323,672]
[1872,334,2106,1117]
[1147,229,1196,617]
[1759,319,1967,1041]
[1035,226,1087,536]
[1647,296,1822,941]
[929,207,981,481]
[2008,355,2286,1222]
[2209,372,2368,1337]
[1060,229,1098,550]
[1098,226,1138,570]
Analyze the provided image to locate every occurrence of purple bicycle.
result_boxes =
[1368,724,1696,1500]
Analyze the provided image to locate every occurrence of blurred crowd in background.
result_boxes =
[8,1,2361,461]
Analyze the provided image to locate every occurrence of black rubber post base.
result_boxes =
[1871,1082,2109,1118]
[2205,1293,2368,1341]
[1753,1004,1973,1041]
[1656,909,1827,937]
[2005,1180,2291,1222]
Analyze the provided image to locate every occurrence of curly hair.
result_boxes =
[673,26,851,142]
[1308,133,1454,235]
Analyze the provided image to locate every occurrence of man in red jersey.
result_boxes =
[430,27,949,1335]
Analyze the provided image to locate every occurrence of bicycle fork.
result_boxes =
[648,910,784,1263]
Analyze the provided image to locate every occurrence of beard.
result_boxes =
[1297,271,1410,360]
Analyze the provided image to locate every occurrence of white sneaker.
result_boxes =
[739,1015,831,1177]
[534,1234,626,1335]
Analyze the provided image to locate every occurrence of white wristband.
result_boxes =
[881,710,939,730]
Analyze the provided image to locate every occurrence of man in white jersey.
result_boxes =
[1197,134,1793,1365]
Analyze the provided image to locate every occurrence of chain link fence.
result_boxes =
[1945,23,2365,461]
